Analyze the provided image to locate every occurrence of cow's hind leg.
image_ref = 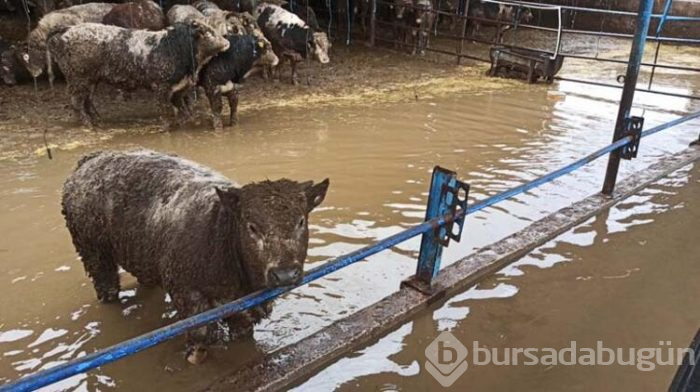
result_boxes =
[157,86,180,130]
[85,83,101,124]
[68,82,94,128]
[79,247,120,303]
[205,87,224,130]
[226,89,239,126]
[290,59,300,86]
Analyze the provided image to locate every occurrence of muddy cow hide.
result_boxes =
[195,33,279,129]
[0,39,30,85]
[47,22,229,129]
[255,3,330,85]
[468,0,533,41]
[20,2,117,80]
[102,0,166,30]
[61,149,330,364]
[167,3,243,36]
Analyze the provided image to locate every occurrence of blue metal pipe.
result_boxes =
[3,110,699,392]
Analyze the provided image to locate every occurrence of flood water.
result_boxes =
[0,38,699,391]
[298,164,700,392]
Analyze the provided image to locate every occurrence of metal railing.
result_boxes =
[359,0,700,100]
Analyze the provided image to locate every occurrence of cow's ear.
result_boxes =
[216,186,240,209]
[303,179,329,212]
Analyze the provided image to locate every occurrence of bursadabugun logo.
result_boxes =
[425,332,696,387]
[424,332,469,387]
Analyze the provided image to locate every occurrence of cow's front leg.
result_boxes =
[67,81,94,128]
[205,86,224,130]
[224,302,271,340]
[157,86,178,130]
[225,89,239,126]
[224,312,255,341]
[85,83,101,124]
[171,289,215,365]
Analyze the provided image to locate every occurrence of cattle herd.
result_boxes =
[0,0,331,129]
[0,0,534,129]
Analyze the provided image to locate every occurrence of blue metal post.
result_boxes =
[407,166,469,291]
[601,0,654,195]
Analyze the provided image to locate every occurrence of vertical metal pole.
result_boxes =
[456,0,469,65]
[601,0,654,195]
[370,0,376,46]
[414,167,457,286]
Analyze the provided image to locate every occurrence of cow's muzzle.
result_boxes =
[268,265,303,286]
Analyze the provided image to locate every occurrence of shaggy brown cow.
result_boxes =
[61,149,329,364]
[102,0,166,30]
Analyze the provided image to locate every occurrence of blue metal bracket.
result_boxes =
[621,116,644,160]
[402,166,469,294]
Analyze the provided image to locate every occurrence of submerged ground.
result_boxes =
[0,33,699,391]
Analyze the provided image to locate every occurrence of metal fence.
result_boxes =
[315,0,700,100]
[2,0,700,391]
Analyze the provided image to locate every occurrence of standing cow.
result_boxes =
[62,149,330,364]
[47,22,229,129]
[20,2,117,81]
[255,3,330,85]
[195,32,279,129]
[409,0,435,55]
[1,39,30,85]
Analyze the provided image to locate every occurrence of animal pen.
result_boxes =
[2,0,700,390]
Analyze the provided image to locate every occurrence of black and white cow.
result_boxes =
[47,22,229,129]
[1,39,30,85]
[197,34,279,129]
[255,3,330,85]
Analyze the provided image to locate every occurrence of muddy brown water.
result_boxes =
[0,38,699,391]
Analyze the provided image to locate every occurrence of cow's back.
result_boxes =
[62,149,234,279]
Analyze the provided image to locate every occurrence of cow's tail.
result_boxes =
[45,27,70,89]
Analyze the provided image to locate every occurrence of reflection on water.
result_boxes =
[1,43,700,390]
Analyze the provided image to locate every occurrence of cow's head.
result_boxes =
[413,0,432,26]
[309,32,330,64]
[19,45,43,79]
[253,34,279,68]
[189,21,230,66]
[216,178,330,288]
[394,0,413,20]
[497,4,513,21]
[518,7,533,24]
[0,47,17,85]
